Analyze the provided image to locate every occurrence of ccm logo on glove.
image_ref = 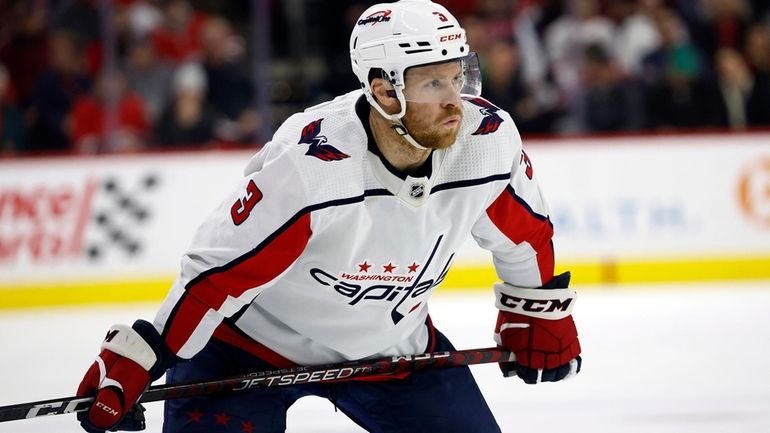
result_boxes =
[94,402,119,416]
[494,283,575,320]
[498,293,573,313]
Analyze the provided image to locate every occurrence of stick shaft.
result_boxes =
[0,347,512,423]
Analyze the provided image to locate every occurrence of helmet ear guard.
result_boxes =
[368,68,399,99]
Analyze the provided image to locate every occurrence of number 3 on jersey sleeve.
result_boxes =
[520,150,533,180]
[231,179,263,226]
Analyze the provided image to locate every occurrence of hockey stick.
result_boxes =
[0,346,512,423]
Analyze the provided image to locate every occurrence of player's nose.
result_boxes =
[440,87,462,107]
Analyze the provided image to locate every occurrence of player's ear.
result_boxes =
[370,77,401,115]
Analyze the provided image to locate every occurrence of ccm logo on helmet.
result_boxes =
[439,33,462,42]
[499,294,573,313]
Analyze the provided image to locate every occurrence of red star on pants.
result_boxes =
[186,410,203,423]
[214,412,230,426]
[241,420,256,433]
[407,262,419,273]
[383,262,396,273]
[358,261,371,272]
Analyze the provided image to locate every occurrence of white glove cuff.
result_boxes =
[101,324,158,372]
[494,283,576,320]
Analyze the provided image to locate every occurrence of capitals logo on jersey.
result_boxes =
[299,119,350,162]
[466,97,504,135]
[309,236,453,325]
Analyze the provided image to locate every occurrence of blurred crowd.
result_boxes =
[0,0,260,155]
[457,0,770,135]
[1,0,770,156]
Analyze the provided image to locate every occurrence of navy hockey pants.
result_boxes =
[162,328,501,433]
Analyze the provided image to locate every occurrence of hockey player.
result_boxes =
[76,1,582,432]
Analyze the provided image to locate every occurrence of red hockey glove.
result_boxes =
[494,272,582,384]
[77,320,170,432]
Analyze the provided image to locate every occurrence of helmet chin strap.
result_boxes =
[365,91,430,151]
[390,122,429,151]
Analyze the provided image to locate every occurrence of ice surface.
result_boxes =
[1,281,769,433]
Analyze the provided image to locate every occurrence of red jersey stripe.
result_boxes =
[164,294,212,355]
[425,315,437,353]
[164,213,312,354]
[213,323,297,369]
[486,185,554,284]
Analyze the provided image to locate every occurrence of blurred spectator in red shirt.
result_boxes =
[150,0,208,63]
[27,30,91,153]
[155,62,216,148]
[0,63,26,155]
[68,71,149,153]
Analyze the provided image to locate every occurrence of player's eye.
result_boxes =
[452,74,464,88]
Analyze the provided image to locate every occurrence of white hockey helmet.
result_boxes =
[350,0,481,122]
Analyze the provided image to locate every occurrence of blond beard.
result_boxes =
[401,104,463,150]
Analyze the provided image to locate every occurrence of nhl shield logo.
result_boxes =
[410,183,425,198]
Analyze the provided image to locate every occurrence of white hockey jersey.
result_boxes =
[153,90,556,366]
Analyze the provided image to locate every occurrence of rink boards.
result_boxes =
[1,133,769,308]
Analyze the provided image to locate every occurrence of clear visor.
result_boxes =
[400,52,482,103]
